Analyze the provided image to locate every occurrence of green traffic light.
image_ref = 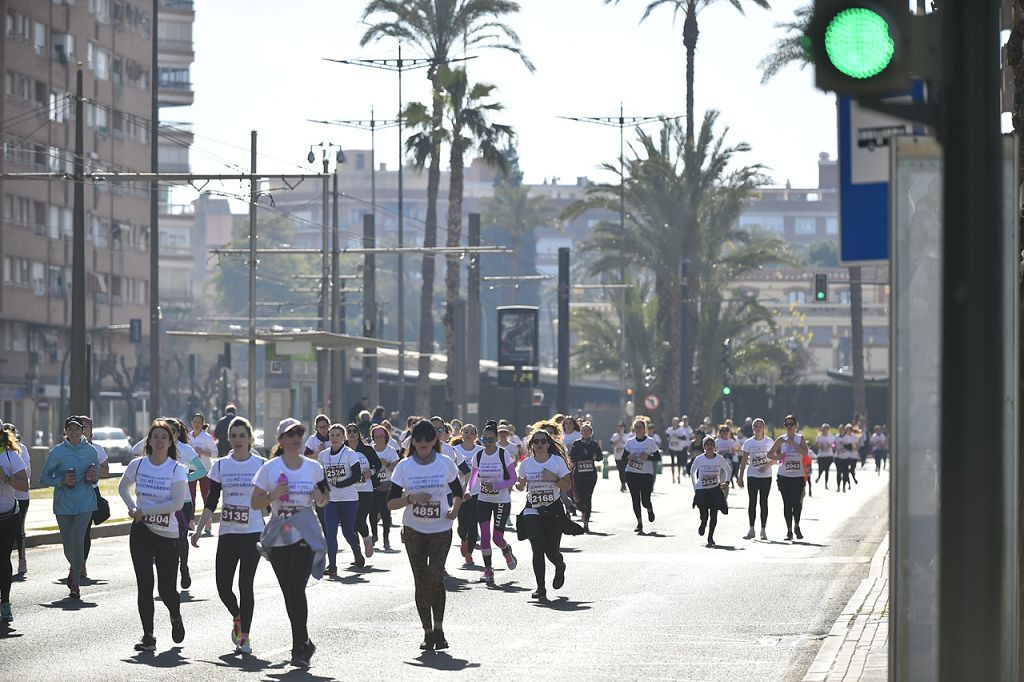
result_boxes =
[824,7,895,80]
[817,291,826,300]
[722,386,732,396]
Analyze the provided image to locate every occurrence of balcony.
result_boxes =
[159,0,195,13]
[157,80,193,107]
[158,38,194,56]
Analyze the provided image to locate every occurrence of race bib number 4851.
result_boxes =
[412,501,441,519]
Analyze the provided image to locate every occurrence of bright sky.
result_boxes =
[176,0,835,190]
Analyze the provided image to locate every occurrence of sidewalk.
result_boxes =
[803,534,890,682]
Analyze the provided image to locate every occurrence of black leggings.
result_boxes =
[216,532,260,634]
[625,472,654,522]
[816,456,834,484]
[746,476,771,528]
[356,492,373,538]
[369,488,392,542]
[698,506,719,542]
[402,527,452,632]
[269,541,313,655]
[777,476,804,531]
[613,457,627,486]
[457,495,479,552]
[0,509,19,602]
[526,509,564,589]
[129,522,181,635]
[837,459,854,490]
[16,498,28,559]
[573,472,597,518]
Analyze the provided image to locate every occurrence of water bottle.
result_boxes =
[277,473,290,502]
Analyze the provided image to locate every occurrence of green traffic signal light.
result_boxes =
[824,7,895,80]
[816,291,826,301]
[722,386,732,396]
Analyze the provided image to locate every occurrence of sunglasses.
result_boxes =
[412,436,435,443]
[346,429,359,435]
[283,428,305,438]
[480,437,496,443]
[784,422,796,427]
[533,438,550,446]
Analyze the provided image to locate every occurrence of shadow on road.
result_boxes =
[487,581,531,594]
[0,624,23,639]
[442,575,473,593]
[123,646,189,669]
[582,530,611,536]
[637,531,673,538]
[530,596,593,612]
[264,666,337,681]
[178,591,211,604]
[39,598,99,610]
[705,544,742,551]
[203,652,275,673]
[790,541,828,548]
[405,651,480,672]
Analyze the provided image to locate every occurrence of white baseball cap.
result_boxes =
[276,417,304,437]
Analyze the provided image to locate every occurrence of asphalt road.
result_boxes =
[4,465,889,681]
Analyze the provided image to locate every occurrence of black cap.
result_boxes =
[64,416,84,430]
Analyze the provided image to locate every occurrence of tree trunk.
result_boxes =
[678,2,699,417]
[443,135,465,416]
[415,85,445,417]
[849,266,867,423]
[683,1,698,149]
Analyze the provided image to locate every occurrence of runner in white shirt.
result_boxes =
[251,418,329,668]
[815,424,836,490]
[118,419,190,651]
[738,418,774,540]
[767,415,810,541]
[516,428,572,601]
[623,419,660,534]
[468,421,519,584]
[690,436,732,547]
[609,423,629,492]
[190,416,266,654]
[387,419,464,651]
[4,422,31,577]
[369,425,400,551]
[303,415,332,458]
[453,423,483,567]
[78,415,109,579]
[666,417,687,484]
[836,424,861,491]
[561,417,582,452]
[679,417,695,475]
[320,425,367,572]
[0,426,29,622]
[496,424,522,462]
[870,425,889,473]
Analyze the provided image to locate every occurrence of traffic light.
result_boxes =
[721,338,733,369]
[722,386,732,397]
[806,1,911,96]
[814,273,829,302]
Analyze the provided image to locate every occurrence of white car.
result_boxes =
[91,426,133,464]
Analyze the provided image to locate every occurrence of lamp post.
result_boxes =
[558,106,674,421]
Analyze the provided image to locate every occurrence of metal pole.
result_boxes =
[363,213,379,406]
[396,45,406,417]
[248,131,257,421]
[938,1,1008,679]
[148,0,160,421]
[331,172,341,413]
[70,63,87,416]
[320,173,329,412]
[557,247,570,414]
[467,213,481,425]
[618,104,627,422]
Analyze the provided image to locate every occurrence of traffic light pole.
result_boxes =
[937,1,1013,679]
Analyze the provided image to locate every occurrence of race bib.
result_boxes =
[844,443,854,450]
[528,488,556,507]
[700,476,719,488]
[221,504,250,526]
[480,480,498,496]
[576,459,595,473]
[278,506,301,518]
[412,501,441,519]
[143,513,170,528]
[324,464,347,487]
[750,456,769,468]
[627,458,645,472]
[785,460,802,471]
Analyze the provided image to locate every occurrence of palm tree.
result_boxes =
[604,0,770,147]
[481,180,558,304]
[758,2,869,423]
[360,0,533,416]
[438,66,513,413]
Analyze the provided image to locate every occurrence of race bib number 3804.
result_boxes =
[144,513,170,528]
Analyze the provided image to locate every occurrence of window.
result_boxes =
[2,323,29,352]
[49,266,65,296]
[4,71,12,97]
[50,91,70,122]
[34,80,47,108]
[90,0,111,22]
[16,14,29,41]
[787,290,807,304]
[837,289,851,305]
[158,66,190,89]
[53,33,74,63]
[739,214,784,234]
[2,256,12,284]
[826,217,839,235]
[112,56,123,86]
[33,22,46,55]
[794,217,817,235]
[94,46,110,80]
[31,262,44,295]
[5,12,13,38]
[355,153,366,171]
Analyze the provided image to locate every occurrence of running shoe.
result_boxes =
[383,538,392,551]
[706,539,716,548]
[237,636,251,655]
[743,528,755,540]
[464,550,475,566]
[647,507,655,523]
[482,567,494,584]
[552,563,566,590]
[698,522,706,536]
[530,588,548,601]
[795,526,804,540]
[134,634,157,651]
[180,568,192,590]
[785,531,794,541]
[16,557,26,575]
[760,528,768,541]
[460,540,469,559]
[231,616,242,646]
[0,601,12,622]
[502,545,517,570]
[353,553,365,569]
[293,639,316,665]
[325,565,337,577]
[419,631,435,651]
[433,630,449,650]
[171,617,185,644]
[68,581,80,600]
[363,536,374,558]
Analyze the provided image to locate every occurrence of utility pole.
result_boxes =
[559,107,673,420]
[149,0,160,421]
[70,63,87,415]
[320,171,329,412]
[557,247,570,414]
[331,171,342,413]
[363,214,378,406]
[466,213,481,425]
[248,131,257,421]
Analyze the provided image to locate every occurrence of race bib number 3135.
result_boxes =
[221,504,250,526]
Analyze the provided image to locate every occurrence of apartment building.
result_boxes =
[0,0,194,441]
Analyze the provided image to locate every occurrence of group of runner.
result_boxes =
[0,407,887,668]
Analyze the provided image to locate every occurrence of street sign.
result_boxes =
[837,83,924,263]
[36,399,50,410]
[644,394,660,411]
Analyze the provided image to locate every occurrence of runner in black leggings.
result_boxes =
[767,415,809,541]
[738,418,774,540]
[516,429,572,601]
[814,424,836,490]
[623,419,659,534]
[568,423,602,534]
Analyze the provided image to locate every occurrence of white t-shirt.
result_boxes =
[190,429,217,469]
[497,439,521,461]
[691,453,731,490]
[373,444,400,485]
[252,456,325,517]
[816,435,836,455]
[837,434,860,460]
[1,448,28,513]
[13,443,31,501]
[124,456,189,538]
[347,445,375,494]
[208,453,266,535]
[650,433,662,449]
[624,435,658,475]
[778,434,807,477]
[870,433,888,450]
[563,431,581,451]
[680,425,694,447]
[667,426,687,451]
[391,453,460,534]
[742,436,774,479]
[318,446,362,502]
[454,444,483,495]
[87,440,108,491]
[472,447,517,504]
[715,437,737,460]
[304,433,331,457]
[520,455,570,514]
[610,432,628,459]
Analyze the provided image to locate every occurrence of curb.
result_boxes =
[25,512,223,548]
[802,533,889,681]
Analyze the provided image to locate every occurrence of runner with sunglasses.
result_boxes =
[468,421,519,584]
[317,424,364,573]
[767,415,809,541]
[342,423,381,564]
[516,429,572,601]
